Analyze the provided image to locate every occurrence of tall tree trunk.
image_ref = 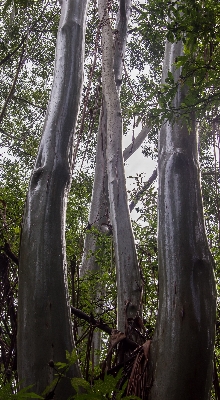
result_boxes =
[17,0,88,397]
[149,39,216,400]
[81,0,132,281]
[80,99,109,366]
[81,1,137,364]
[80,99,109,278]
[99,0,142,334]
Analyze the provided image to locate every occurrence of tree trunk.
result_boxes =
[149,39,216,400]
[17,0,88,397]
[80,98,109,367]
[80,98,109,278]
[99,0,142,334]
[81,0,133,277]
[80,1,139,365]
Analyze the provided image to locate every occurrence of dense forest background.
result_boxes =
[0,0,220,398]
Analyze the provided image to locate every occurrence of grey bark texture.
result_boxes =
[17,0,88,397]
[99,0,142,333]
[149,39,216,400]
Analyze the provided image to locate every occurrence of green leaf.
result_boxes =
[71,377,90,393]
[166,30,175,43]
[17,392,44,399]
[55,361,68,370]
[42,378,59,397]
[66,349,78,366]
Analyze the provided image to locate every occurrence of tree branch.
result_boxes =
[0,46,26,125]
[71,306,138,350]
[129,167,157,212]
[0,37,26,67]
[3,242,19,266]
[123,124,151,161]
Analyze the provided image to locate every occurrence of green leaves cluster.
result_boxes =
[41,351,141,400]
[0,377,43,399]
[165,0,220,118]
[71,371,141,400]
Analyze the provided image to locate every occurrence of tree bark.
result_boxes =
[149,39,216,400]
[17,0,88,397]
[99,0,142,334]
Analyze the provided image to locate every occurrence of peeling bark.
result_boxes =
[149,40,216,400]
[17,0,88,397]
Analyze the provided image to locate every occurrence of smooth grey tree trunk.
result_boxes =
[149,39,216,400]
[79,99,109,366]
[80,0,135,365]
[80,99,109,278]
[81,0,133,278]
[17,0,88,398]
[99,0,142,334]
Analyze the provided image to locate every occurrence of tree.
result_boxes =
[0,0,219,399]
[17,0,88,397]
[148,38,216,400]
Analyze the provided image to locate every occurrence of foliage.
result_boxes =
[71,371,141,400]
[41,351,142,400]
[0,375,43,399]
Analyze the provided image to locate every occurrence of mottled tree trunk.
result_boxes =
[17,0,88,397]
[149,39,216,400]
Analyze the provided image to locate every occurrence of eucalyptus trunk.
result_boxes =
[81,0,132,276]
[149,39,216,400]
[99,0,142,334]
[17,0,88,397]
[80,0,134,365]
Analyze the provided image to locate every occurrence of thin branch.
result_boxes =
[0,37,26,67]
[129,167,157,212]
[12,95,46,111]
[132,5,143,14]
[3,242,19,266]
[0,46,26,125]
[123,124,151,161]
[71,306,139,349]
